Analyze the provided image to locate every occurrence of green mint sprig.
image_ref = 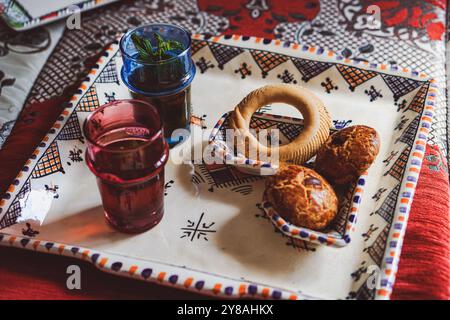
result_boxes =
[131,32,185,62]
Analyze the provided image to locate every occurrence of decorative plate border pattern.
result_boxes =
[0,0,119,31]
[0,34,437,300]
[378,84,436,298]
[0,232,306,300]
[192,34,431,80]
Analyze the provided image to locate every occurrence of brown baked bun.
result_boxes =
[315,125,380,185]
[265,164,338,230]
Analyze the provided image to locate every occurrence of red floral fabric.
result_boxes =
[361,0,446,40]
[199,0,447,42]
[198,0,320,38]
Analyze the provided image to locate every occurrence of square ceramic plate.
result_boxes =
[0,34,435,300]
[208,111,367,248]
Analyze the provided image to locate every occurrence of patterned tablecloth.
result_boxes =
[0,0,448,299]
[0,19,64,147]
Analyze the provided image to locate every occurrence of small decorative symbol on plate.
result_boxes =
[164,180,174,196]
[180,212,216,242]
[231,184,253,196]
[67,146,83,165]
[394,115,408,131]
[45,184,59,199]
[395,99,407,112]
[234,63,252,79]
[104,91,116,103]
[372,187,387,202]
[333,119,352,130]
[255,203,269,219]
[195,57,215,73]
[190,114,207,129]
[0,71,15,96]
[364,85,383,102]
[277,69,297,84]
[22,223,39,237]
[382,150,398,166]
[351,261,368,282]
[362,224,379,242]
[321,77,338,94]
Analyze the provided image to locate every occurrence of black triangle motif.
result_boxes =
[365,223,392,267]
[96,58,119,84]
[0,179,31,229]
[395,115,420,145]
[381,74,422,101]
[249,117,274,130]
[191,40,208,55]
[352,282,376,300]
[276,122,302,142]
[197,163,262,189]
[291,58,333,82]
[336,64,378,91]
[58,111,84,142]
[370,184,401,223]
[404,84,429,113]
[250,50,288,78]
[384,145,412,181]
[76,86,100,112]
[31,141,65,179]
[208,43,244,69]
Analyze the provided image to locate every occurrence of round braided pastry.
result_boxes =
[229,84,332,164]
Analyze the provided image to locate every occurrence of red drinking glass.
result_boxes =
[83,99,169,233]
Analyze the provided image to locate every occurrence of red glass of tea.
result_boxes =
[83,99,169,233]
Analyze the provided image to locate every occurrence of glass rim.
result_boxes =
[119,23,192,66]
[82,99,165,154]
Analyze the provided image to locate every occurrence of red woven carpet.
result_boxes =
[390,145,449,300]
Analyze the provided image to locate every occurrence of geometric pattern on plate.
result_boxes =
[207,42,244,69]
[57,111,84,142]
[384,145,411,181]
[370,183,401,224]
[191,40,208,55]
[250,50,289,78]
[291,58,333,83]
[404,84,429,114]
[31,141,64,179]
[197,163,262,189]
[395,115,421,145]
[336,64,378,91]
[381,74,423,101]
[76,86,100,112]
[364,223,391,267]
[0,180,31,229]
[96,58,119,85]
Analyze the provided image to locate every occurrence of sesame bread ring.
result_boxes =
[229,84,332,165]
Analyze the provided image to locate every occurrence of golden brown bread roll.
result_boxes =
[315,125,380,185]
[265,164,338,230]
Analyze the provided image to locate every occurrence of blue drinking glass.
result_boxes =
[120,23,196,147]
